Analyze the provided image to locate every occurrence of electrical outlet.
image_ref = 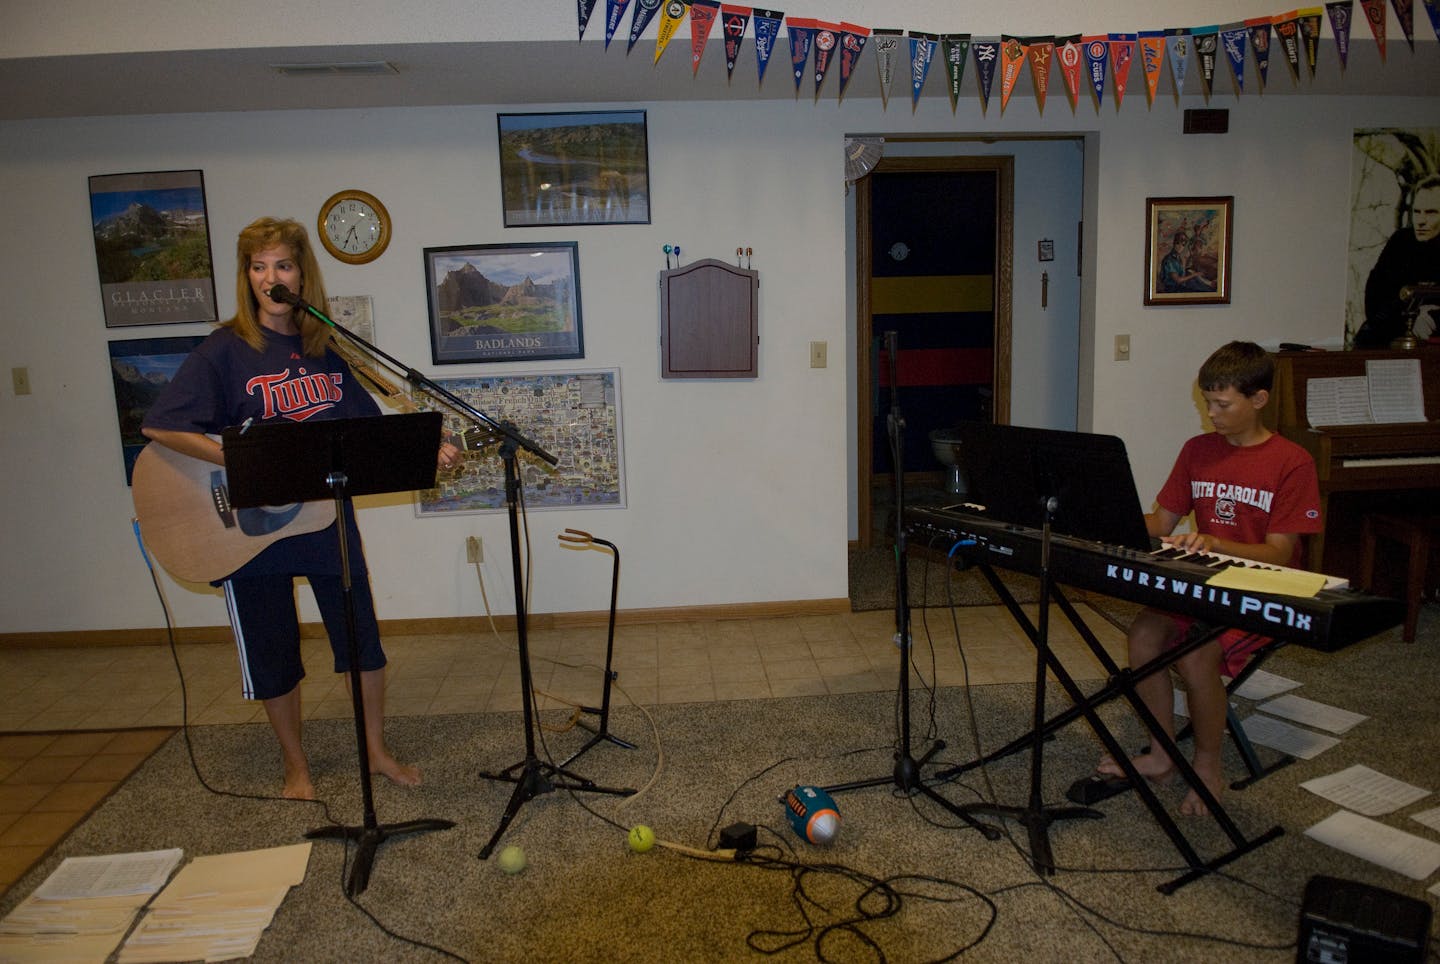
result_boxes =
[466,535,482,564]
[12,367,31,395]
[809,341,827,368]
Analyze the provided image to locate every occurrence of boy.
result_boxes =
[1096,341,1322,816]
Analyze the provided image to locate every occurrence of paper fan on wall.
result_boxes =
[844,136,884,188]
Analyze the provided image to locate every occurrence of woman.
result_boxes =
[143,217,457,799]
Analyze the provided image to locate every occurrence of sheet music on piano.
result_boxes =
[1304,358,1427,427]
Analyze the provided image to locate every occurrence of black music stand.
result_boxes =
[823,333,999,840]
[928,422,1280,890]
[221,413,455,897]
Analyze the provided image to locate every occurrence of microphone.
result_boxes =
[1399,282,1440,302]
[266,283,304,307]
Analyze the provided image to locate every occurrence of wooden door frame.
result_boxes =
[855,155,1014,549]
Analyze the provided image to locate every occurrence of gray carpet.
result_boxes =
[4,618,1436,962]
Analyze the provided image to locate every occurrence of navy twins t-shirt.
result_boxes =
[144,326,382,580]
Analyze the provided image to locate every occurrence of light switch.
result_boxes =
[1114,335,1131,362]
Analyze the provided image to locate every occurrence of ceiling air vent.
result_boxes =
[270,62,399,77]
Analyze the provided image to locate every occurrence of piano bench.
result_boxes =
[1359,513,1439,643]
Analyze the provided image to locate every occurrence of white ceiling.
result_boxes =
[4,38,1438,121]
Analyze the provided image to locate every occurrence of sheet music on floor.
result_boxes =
[1237,713,1340,759]
[1256,693,1368,735]
[1231,668,1302,701]
[1299,763,1431,816]
[1305,810,1440,881]
[1408,805,1440,834]
[1304,357,1427,427]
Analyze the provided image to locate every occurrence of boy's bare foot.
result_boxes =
[1179,757,1223,817]
[371,752,422,787]
[1095,750,1176,784]
[282,763,317,801]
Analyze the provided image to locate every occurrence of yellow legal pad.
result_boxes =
[1205,566,1328,598]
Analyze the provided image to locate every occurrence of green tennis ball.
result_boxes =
[497,844,526,874]
[628,825,656,853]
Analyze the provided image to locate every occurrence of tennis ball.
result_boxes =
[497,844,527,874]
[628,825,656,853]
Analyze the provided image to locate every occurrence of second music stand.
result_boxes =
[222,412,455,896]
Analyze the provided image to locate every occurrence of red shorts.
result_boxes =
[1167,614,1273,679]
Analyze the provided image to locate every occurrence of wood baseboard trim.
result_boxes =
[0,597,853,649]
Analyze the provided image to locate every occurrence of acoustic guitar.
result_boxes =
[131,419,498,583]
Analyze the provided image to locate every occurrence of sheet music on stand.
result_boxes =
[1304,358,1427,427]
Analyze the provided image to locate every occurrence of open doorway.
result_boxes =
[855,156,1014,549]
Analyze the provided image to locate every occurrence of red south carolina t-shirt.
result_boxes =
[1156,432,1322,569]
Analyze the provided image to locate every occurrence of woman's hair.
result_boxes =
[226,217,332,357]
[1198,340,1273,397]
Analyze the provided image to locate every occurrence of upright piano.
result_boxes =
[1266,347,1440,580]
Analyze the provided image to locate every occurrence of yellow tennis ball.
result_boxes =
[497,844,526,874]
[628,825,656,853]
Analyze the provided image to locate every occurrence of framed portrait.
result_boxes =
[108,334,206,483]
[497,110,651,227]
[424,242,584,364]
[413,369,625,515]
[89,170,218,327]
[1143,196,1233,306]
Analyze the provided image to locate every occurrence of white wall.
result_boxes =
[2,90,1438,635]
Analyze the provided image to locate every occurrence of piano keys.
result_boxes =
[904,504,1405,652]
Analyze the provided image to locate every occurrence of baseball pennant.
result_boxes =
[605,0,634,49]
[837,23,871,102]
[654,0,689,65]
[1325,1,1354,68]
[1359,0,1389,58]
[690,0,720,74]
[972,38,1001,112]
[753,9,784,84]
[579,0,600,41]
[872,28,903,108]
[720,4,751,79]
[812,21,842,97]
[1027,37,1056,114]
[1109,33,1137,108]
[1220,22,1248,93]
[1166,29,1191,97]
[628,0,664,54]
[1273,13,1303,82]
[908,31,938,110]
[1247,18,1274,87]
[941,34,972,114]
[1297,8,1325,77]
[1081,36,1109,108]
[999,36,1027,112]
[1192,26,1219,99]
[1055,35,1084,110]
[1138,31,1166,105]
[787,16,817,91]
[1423,0,1440,39]
[1391,0,1417,48]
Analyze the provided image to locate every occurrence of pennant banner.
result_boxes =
[942,34,972,114]
[1273,13,1303,80]
[605,0,634,49]
[579,0,600,42]
[837,23,870,101]
[1057,35,1084,111]
[1138,31,1166,105]
[1081,35,1109,108]
[872,28,903,108]
[908,31,938,110]
[1027,37,1056,115]
[1424,0,1440,39]
[1109,33,1137,108]
[1247,18,1273,87]
[753,8,783,84]
[691,0,720,74]
[999,36,1026,112]
[812,21,841,96]
[721,5,751,79]
[628,0,664,53]
[1166,29,1191,97]
[1220,22,1248,93]
[1325,1,1354,67]
[972,38,1001,112]
[1359,0,1389,59]
[654,0,689,65]
[1193,25,1219,98]
[1298,8,1325,77]
[787,17,817,91]
[1392,0,1417,49]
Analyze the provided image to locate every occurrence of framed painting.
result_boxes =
[89,170,218,327]
[108,334,206,483]
[414,369,625,515]
[497,110,651,227]
[1143,196,1233,306]
[424,241,583,364]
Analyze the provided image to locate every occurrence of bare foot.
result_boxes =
[1179,756,1223,817]
[282,763,317,801]
[1096,751,1176,784]
[371,752,422,787]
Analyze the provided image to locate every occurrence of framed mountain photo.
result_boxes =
[423,241,584,364]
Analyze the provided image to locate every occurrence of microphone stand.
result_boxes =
[274,286,635,861]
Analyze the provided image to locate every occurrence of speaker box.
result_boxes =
[1297,875,1432,963]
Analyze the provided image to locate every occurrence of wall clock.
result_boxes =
[317,189,391,264]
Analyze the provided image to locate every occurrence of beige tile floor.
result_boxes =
[0,605,1126,895]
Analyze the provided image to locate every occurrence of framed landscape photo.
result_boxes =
[497,110,651,227]
[89,170,218,327]
[108,334,206,482]
[1143,196,1233,306]
[424,241,584,364]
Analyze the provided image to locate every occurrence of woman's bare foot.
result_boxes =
[1179,756,1223,816]
[1095,751,1176,784]
[371,751,422,787]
